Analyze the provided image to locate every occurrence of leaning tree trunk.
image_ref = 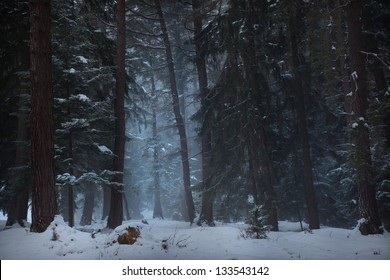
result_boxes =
[192,0,214,226]
[29,0,57,233]
[155,0,195,223]
[289,1,320,230]
[346,0,382,235]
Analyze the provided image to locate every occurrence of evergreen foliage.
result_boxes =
[1,0,388,233]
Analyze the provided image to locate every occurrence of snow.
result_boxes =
[76,55,88,64]
[75,93,90,102]
[0,215,389,260]
[97,144,113,154]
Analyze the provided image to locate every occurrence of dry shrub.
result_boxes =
[117,227,140,245]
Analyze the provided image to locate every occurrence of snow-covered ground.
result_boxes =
[0,214,389,260]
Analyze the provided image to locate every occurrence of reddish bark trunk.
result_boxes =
[346,0,382,235]
[29,0,57,233]
[107,0,125,229]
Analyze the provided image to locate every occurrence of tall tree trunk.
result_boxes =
[80,184,96,226]
[346,0,382,235]
[152,103,164,219]
[192,0,214,226]
[334,0,353,124]
[238,0,278,231]
[289,1,320,230]
[151,74,163,219]
[155,0,195,223]
[29,0,57,233]
[107,0,125,229]
[66,82,74,228]
[6,90,29,227]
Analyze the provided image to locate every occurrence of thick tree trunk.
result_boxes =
[334,0,353,124]
[289,1,320,230]
[192,0,214,226]
[107,0,125,229]
[155,0,195,223]
[107,0,126,229]
[346,0,382,235]
[29,0,57,233]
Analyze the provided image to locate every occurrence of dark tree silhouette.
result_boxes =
[29,0,57,233]
[107,0,126,229]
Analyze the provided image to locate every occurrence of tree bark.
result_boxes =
[289,1,320,230]
[155,0,195,223]
[346,0,382,235]
[6,89,30,227]
[192,0,214,226]
[101,185,110,220]
[80,184,96,226]
[29,0,57,233]
[107,0,126,229]
[238,0,279,231]
[66,81,74,228]
[152,103,164,219]
[151,74,164,219]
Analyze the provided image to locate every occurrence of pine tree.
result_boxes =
[346,0,382,235]
[192,0,214,226]
[154,0,196,224]
[288,0,320,230]
[107,0,126,229]
[29,0,57,233]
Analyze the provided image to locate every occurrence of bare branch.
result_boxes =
[360,51,390,70]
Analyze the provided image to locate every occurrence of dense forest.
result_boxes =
[0,0,389,237]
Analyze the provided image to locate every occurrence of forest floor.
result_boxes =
[0,213,389,260]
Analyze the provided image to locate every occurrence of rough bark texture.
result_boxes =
[192,0,214,226]
[346,0,382,235]
[334,0,353,124]
[289,1,320,230]
[29,0,57,233]
[155,0,195,223]
[107,0,125,229]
